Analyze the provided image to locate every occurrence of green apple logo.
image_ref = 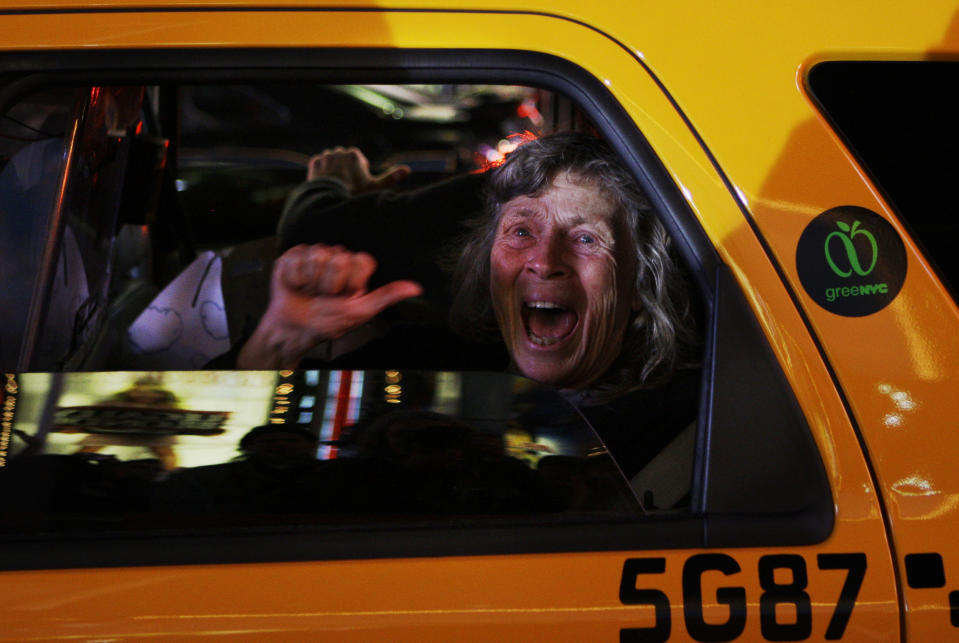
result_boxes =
[798,206,906,316]
[824,220,878,278]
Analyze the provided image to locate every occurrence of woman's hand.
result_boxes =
[237,244,422,369]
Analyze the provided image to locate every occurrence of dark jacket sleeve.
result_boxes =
[208,173,490,369]
[277,172,486,305]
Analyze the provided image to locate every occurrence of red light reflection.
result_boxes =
[473,130,539,173]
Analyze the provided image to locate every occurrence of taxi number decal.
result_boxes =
[619,553,866,642]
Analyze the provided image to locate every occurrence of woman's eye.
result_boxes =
[514,227,531,237]
[576,233,595,244]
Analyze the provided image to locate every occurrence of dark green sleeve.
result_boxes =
[277,172,486,304]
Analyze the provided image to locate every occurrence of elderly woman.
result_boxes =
[236,133,699,482]
[240,133,694,389]
[450,133,695,396]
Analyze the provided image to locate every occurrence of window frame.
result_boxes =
[0,47,832,570]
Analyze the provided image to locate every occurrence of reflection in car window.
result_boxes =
[0,70,839,551]
[0,82,704,541]
[0,370,649,535]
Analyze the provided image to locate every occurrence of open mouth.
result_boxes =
[522,301,579,346]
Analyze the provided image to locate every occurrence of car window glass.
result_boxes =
[1,87,156,372]
[0,370,647,534]
[0,73,830,559]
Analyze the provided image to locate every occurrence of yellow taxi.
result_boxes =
[1,1,958,640]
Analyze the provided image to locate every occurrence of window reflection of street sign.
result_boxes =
[53,406,228,435]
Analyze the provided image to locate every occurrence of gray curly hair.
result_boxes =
[449,132,697,391]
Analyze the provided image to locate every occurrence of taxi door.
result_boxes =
[0,3,901,640]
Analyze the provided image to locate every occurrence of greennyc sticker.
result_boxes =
[797,206,906,317]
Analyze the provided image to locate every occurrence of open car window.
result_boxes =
[0,63,831,565]
[0,83,576,372]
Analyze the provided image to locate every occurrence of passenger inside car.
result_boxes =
[0,85,702,513]
[235,133,701,481]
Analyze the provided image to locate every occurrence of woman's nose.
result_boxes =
[526,234,569,279]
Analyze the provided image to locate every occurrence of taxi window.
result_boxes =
[0,55,831,567]
[808,61,959,297]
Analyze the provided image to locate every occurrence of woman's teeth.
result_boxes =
[523,301,576,345]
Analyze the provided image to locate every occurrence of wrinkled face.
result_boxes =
[489,173,637,390]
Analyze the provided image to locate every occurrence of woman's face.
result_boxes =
[489,172,637,390]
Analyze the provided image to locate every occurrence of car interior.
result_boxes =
[0,82,591,373]
[0,80,708,529]
[0,71,833,556]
